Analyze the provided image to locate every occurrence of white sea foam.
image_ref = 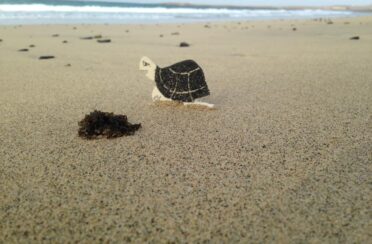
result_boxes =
[0,4,356,24]
[0,4,255,14]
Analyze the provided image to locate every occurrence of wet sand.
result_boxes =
[0,17,371,242]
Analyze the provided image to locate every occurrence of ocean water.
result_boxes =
[0,0,358,25]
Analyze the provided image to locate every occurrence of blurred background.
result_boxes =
[0,0,371,25]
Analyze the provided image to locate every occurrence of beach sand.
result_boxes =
[0,17,371,242]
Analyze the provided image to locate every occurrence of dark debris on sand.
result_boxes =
[180,42,190,47]
[350,36,360,40]
[80,36,94,40]
[97,39,111,43]
[39,55,55,60]
[78,110,141,139]
[80,35,103,40]
[18,48,29,52]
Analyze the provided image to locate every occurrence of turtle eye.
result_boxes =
[143,61,149,66]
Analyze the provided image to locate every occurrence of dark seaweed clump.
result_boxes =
[39,55,55,60]
[97,39,111,43]
[78,110,141,139]
[180,42,190,47]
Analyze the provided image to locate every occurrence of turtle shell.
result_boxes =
[155,60,210,102]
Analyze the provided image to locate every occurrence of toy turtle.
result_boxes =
[139,57,214,108]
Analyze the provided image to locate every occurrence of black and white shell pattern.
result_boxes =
[155,60,210,102]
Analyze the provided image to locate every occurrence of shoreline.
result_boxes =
[0,14,370,26]
[1,3,371,25]
[0,13,370,26]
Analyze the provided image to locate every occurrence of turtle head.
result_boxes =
[139,56,156,81]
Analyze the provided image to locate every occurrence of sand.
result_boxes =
[0,17,371,243]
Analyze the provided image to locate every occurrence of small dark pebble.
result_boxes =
[350,36,360,40]
[52,34,59,37]
[65,63,71,67]
[29,44,35,48]
[39,56,55,60]
[62,40,68,43]
[97,39,111,43]
[292,28,297,31]
[125,30,129,33]
[0,39,2,42]
[78,110,141,139]
[179,42,190,47]
[73,27,77,30]
[262,145,266,148]
[159,34,164,38]
[18,48,29,52]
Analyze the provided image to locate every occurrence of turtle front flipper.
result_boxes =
[152,86,172,102]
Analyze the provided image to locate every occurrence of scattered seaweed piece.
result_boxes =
[39,55,55,60]
[65,63,71,67]
[350,36,360,40]
[52,34,59,37]
[179,42,190,47]
[29,44,35,48]
[97,39,111,43]
[80,35,102,40]
[62,40,68,43]
[327,21,334,25]
[0,39,3,42]
[292,27,297,31]
[80,36,94,40]
[18,48,29,52]
[171,32,180,35]
[159,34,164,38]
[78,110,141,139]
